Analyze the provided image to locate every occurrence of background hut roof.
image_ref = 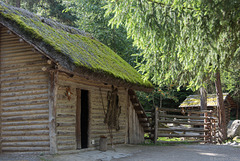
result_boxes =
[0,2,153,91]
[179,93,237,108]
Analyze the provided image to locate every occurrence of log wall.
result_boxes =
[0,26,50,153]
[128,100,144,144]
[0,24,145,153]
[56,73,128,152]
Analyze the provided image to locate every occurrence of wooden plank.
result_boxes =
[48,71,58,154]
[154,106,158,144]
[159,114,209,119]
[158,120,209,125]
[157,140,204,144]
[2,141,50,147]
[0,26,2,154]
[158,128,208,132]
[159,108,212,114]
[158,134,205,138]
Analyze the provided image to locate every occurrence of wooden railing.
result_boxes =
[149,107,218,144]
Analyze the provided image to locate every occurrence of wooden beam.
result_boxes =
[159,114,211,120]
[158,120,209,126]
[158,134,205,138]
[48,70,58,154]
[154,106,158,144]
[0,26,2,154]
[158,128,208,132]
[159,108,211,114]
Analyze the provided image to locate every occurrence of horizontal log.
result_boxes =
[158,120,209,125]
[57,140,76,145]
[2,104,49,112]
[1,109,49,117]
[1,56,41,66]
[158,128,208,132]
[58,145,76,151]
[0,72,47,83]
[2,114,48,121]
[159,114,209,120]
[2,125,49,131]
[2,120,49,126]
[2,130,49,136]
[1,87,47,97]
[57,136,75,141]
[158,134,205,138]
[2,141,50,147]
[2,147,50,152]
[57,131,75,136]
[56,122,75,127]
[157,140,204,144]
[1,64,43,75]
[1,85,48,94]
[1,92,48,103]
[3,136,49,141]
[159,108,212,114]
[1,99,48,109]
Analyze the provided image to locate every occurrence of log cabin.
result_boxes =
[0,2,153,154]
[179,93,238,124]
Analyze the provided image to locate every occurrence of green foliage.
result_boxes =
[63,0,139,66]
[2,0,78,26]
[137,86,194,110]
[104,0,240,91]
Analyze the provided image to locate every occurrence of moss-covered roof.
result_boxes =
[0,2,153,90]
[179,93,233,108]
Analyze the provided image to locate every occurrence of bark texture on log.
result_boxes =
[200,87,207,110]
[215,71,227,142]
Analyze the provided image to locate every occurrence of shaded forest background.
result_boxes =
[2,0,240,117]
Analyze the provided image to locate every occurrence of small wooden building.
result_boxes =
[179,93,238,123]
[0,2,153,154]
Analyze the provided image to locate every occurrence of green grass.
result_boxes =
[157,137,182,141]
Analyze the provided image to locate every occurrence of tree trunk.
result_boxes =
[200,87,207,110]
[215,70,227,142]
[16,0,20,8]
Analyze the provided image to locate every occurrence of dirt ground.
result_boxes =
[0,144,240,161]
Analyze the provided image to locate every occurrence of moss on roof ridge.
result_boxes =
[0,2,153,88]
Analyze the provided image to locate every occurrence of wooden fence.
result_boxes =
[147,107,218,144]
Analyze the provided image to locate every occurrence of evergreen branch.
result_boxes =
[146,0,193,10]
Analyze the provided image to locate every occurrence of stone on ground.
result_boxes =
[227,120,240,138]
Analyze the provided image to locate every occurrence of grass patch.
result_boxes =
[157,137,181,142]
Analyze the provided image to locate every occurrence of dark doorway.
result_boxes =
[76,89,89,149]
[81,90,89,148]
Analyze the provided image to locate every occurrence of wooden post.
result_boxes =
[48,70,58,154]
[209,111,213,143]
[204,112,208,143]
[200,87,207,110]
[0,26,2,154]
[215,70,227,142]
[154,106,158,144]
[213,118,216,143]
